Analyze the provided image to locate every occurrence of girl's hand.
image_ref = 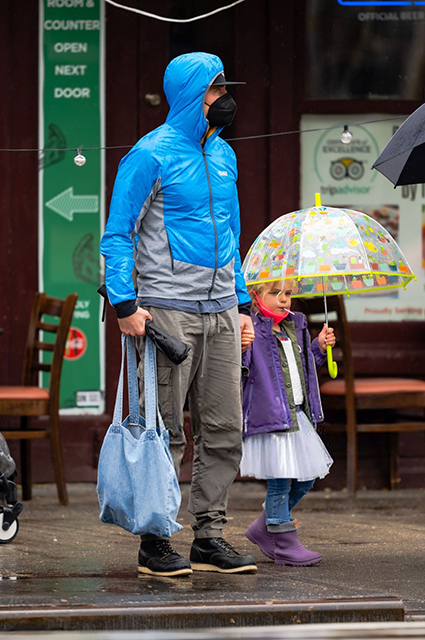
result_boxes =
[318,324,335,353]
[240,314,255,353]
[241,328,256,353]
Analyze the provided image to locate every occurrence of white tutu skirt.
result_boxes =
[240,409,333,482]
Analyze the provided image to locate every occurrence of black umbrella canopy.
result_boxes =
[372,104,425,187]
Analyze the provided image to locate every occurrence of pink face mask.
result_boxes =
[253,291,290,323]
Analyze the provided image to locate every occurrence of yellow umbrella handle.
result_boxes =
[320,272,338,379]
[327,345,338,379]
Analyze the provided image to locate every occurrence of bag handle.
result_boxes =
[112,335,141,425]
[112,334,127,426]
[112,334,166,433]
[127,335,141,424]
[144,334,166,433]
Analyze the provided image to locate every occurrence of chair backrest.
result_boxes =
[22,293,78,404]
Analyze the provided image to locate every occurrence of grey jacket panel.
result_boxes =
[134,184,236,301]
[210,258,236,298]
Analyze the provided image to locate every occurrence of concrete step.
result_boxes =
[0,597,404,632]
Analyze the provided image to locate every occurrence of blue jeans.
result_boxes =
[265,478,315,532]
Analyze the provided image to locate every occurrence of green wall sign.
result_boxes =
[39,0,105,413]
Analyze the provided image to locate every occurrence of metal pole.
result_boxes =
[322,276,329,328]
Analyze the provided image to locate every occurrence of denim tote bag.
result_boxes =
[97,335,182,537]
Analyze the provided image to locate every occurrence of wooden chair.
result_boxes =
[299,295,425,496]
[0,292,78,505]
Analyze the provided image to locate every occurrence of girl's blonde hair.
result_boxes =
[247,280,293,313]
[247,282,269,312]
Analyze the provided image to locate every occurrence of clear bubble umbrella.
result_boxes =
[242,194,416,378]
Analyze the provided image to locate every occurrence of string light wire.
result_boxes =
[0,116,404,154]
[103,0,246,23]
[225,116,403,142]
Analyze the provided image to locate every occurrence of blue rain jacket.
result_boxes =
[100,52,250,309]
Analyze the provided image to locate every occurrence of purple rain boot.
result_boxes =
[274,529,321,566]
[245,511,275,560]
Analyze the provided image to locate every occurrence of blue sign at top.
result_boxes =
[338,0,425,5]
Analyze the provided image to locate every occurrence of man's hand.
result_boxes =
[318,323,336,353]
[240,314,255,353]
[118,307,152,337]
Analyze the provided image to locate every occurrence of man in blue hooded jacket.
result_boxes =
[101,52,256,577]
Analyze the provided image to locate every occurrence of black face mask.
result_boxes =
[205,92,237,127]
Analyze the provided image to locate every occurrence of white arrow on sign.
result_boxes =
[45,187,99,221]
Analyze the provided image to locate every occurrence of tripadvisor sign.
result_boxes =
[313,125,380,200]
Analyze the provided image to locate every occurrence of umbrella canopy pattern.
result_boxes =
[242,206,415,298]
[372,104,425,187]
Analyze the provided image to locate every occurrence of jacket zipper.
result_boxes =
[302,327,323,424]
[165,230,174,272]
[311,350,324,422]
[202,149,218,300]
[244,380,254,433]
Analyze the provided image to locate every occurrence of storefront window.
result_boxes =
[306,0,425,100]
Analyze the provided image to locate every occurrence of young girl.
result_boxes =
[240,280,335,566]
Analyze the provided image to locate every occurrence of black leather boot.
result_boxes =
[138,539,192,577]
[190,537,257,573]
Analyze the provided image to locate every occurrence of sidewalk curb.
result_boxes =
[0,597,404,631]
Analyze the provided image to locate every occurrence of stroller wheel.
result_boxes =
[0,513,19,544]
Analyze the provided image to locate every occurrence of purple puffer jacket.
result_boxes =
[242,311,326,436]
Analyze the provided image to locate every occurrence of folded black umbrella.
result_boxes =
[97,285,190,366]
[372,104,425,186]
[144,319,190,365]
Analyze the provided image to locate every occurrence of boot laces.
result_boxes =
[211,537,238,554]
[155,540,177,558]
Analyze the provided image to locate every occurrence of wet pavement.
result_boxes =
[0,483,424,631]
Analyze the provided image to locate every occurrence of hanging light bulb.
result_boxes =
[74,148,86,166]
[341,125,352,144]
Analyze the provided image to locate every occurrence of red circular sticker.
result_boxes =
[64,327,87,361]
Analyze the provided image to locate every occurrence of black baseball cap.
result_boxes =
[211,72,246,86]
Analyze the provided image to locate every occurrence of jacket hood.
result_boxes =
[164,52,224,144]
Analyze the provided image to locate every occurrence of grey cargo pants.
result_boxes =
[136,305,242,538]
